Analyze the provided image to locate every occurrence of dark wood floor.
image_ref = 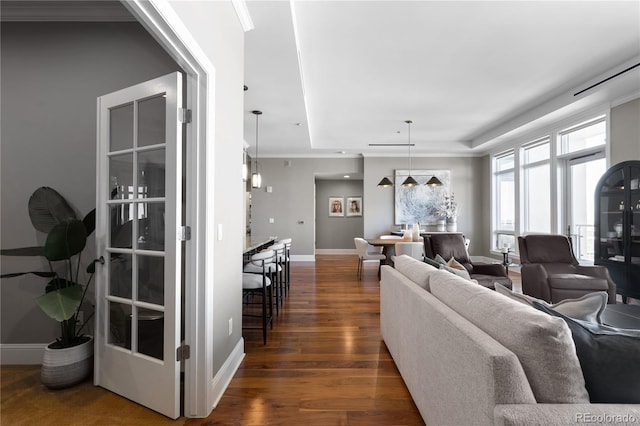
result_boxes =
[1,255,522,425]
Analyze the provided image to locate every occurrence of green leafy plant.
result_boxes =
[1,187,102,348]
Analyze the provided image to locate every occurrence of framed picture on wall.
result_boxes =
[394,169,450,225]
[329,197,344,217]
[346,196,362,216]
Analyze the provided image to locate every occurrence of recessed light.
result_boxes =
[344,175,350,178]
[337,151,346,154]
[295,122,302,126]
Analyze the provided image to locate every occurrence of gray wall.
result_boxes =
[250,157,363,257]
[315,179,364,249]
[172,0,247,375]
[249,155,488,257]
[363,156,486,255]
[0,22,182,344]
[611,98,640,165]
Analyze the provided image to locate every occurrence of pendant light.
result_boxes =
[251,110,262,189]
[426,176,443,187]
[377,177,393,187]
[402,120,418,187]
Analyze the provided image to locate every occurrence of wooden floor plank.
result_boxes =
[194,255,425,425]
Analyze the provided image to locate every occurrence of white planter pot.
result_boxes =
[41,336,93,389]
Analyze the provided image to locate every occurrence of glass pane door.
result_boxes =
[568,156,606,262]
[95,72,182,419]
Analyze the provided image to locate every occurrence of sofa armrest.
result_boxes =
[495,404,640,426]
[472,262,508,277]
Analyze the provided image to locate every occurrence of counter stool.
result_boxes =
[278,238,292,296]
[244,243,285,314]
[242,249,274,344]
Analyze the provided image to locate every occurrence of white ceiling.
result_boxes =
[243,1,640,158]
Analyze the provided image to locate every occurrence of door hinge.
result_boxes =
[179,108,192,123]
[179,226,191,241]
[177,344,190,361]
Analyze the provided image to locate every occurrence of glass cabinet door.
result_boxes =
[598,168,626,264]
[630,164,640,267]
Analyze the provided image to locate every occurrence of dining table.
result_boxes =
[366,238,403,266]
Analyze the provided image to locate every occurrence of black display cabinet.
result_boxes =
[594,160,640,302]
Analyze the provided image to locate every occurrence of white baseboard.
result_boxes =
[210,338,245,409]
[1,343,47,365]
[315,249,357,255]
[290,255,315,261]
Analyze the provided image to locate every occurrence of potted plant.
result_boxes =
[1,186,102,389]
[437,193,459,232]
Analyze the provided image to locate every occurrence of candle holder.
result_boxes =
[502,249,513,273]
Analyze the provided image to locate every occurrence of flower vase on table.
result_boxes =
[446,217,457,232]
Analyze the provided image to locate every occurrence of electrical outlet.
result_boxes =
[228,318,233,336]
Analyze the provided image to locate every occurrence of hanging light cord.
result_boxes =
[407,120,412,174]
[255,113,259,173]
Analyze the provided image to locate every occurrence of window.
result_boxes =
[490,111,609,261]
[522,139,551,233]
[558,116,606,155]
[493,151,515,251]
[559,117,607,263]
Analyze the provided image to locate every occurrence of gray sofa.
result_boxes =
[381,255,640,426]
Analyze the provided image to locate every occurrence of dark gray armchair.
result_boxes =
[518,234,616,304]
[423,233,512,289]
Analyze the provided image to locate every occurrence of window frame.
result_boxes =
[521,137,552,234]
[489,108,610,258]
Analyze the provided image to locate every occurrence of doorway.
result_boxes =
[566,154,606,263]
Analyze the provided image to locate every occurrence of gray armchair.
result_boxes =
[518,234,616,304]
[423,233,512,289]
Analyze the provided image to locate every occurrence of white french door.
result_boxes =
[95,72,183,419]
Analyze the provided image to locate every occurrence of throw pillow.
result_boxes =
[434,254,447,265]
[494,283,607,324]
[440,264,471,280]
[446,257,471,280]
[423,256,441,269]
[533,302,640,403]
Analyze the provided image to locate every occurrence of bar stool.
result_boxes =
[277,238,292,296]
[244,243,285,314]
[242,249,274,344]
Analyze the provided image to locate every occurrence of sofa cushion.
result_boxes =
[393,254,438,291]
[548,274,608,290]
[495,283,607,324]
[429,272,589,403]
[534,302,640,403]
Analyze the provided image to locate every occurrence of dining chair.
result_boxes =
[242,249,275,344]
[354,237,386,279]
